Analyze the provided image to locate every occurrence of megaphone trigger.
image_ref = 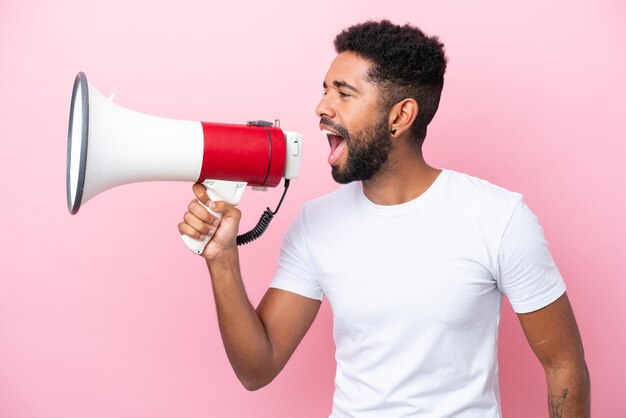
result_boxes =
[180,179,247,254]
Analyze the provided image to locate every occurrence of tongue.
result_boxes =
[328,137,347,165]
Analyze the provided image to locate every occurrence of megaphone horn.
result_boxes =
[67,72,304,253]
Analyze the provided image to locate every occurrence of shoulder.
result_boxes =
[437,170,526,241]
[444,169,521,201]
[283,183,360,244]
[443,169,523,213]
[299,183,358,218]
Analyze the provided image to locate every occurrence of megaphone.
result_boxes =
[67,72,303,254]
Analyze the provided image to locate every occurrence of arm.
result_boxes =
[517,292,590,417]
[179,184,321,390]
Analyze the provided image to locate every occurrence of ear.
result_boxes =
[388,98,418,137]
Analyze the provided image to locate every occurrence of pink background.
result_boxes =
[1,0,624,416]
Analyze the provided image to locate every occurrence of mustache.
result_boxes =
[319,117,350,139]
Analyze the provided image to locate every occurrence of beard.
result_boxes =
[322,115,392,184]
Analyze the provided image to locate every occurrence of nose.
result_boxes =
[315,94,335,118]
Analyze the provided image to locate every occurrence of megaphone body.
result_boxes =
[67,72,303,253]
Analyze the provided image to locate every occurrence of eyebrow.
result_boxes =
[323,80,361,94]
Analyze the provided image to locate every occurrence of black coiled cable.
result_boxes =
[236,179,290,246]
[236,209,274,246]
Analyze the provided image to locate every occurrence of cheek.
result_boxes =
[343,109,368,130]
[348,105,383,132]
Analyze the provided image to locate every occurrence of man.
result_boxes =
[178,20,590,417]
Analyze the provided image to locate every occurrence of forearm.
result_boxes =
[206,248,276,390]
[545,362,590,418]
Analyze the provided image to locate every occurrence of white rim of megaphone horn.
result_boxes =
[66,72,89,214]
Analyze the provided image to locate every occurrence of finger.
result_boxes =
[183,211,211,235]
[188,200,217,224]
[192,183,209,204]
[178,222,205,240]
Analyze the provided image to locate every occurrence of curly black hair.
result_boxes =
[334,20,447,146]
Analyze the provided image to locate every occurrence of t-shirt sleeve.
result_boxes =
[270,209,324,301]
[496,198,566,313]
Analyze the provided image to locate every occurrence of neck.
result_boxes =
[361,143,441,206]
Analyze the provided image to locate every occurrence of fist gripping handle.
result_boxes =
[180,180,246,254]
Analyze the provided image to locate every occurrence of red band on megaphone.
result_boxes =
[198,122,286,187]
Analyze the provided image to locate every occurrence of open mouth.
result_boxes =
[322,129,347,165]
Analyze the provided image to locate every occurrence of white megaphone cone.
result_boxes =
[67,72,303,254]
[67,72,205,212]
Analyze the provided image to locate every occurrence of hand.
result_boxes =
[178,183,242,261]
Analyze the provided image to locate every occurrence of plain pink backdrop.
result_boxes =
[1,0,624,417]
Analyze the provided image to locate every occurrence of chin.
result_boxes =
[331,167,347,184]
[331,167,357,184]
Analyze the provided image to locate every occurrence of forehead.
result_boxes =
[324,52,376,92]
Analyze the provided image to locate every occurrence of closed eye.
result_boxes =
[323,80,359,98]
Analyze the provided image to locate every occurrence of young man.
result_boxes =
[178,20,590,418]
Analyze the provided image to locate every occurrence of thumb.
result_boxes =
[192,183,210,204]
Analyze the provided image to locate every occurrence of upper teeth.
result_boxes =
[322,129,342,138]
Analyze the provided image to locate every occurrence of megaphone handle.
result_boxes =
[180,180,247,255]
[180,188,223,255]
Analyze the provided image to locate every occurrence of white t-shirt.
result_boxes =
[271,169,565,418]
